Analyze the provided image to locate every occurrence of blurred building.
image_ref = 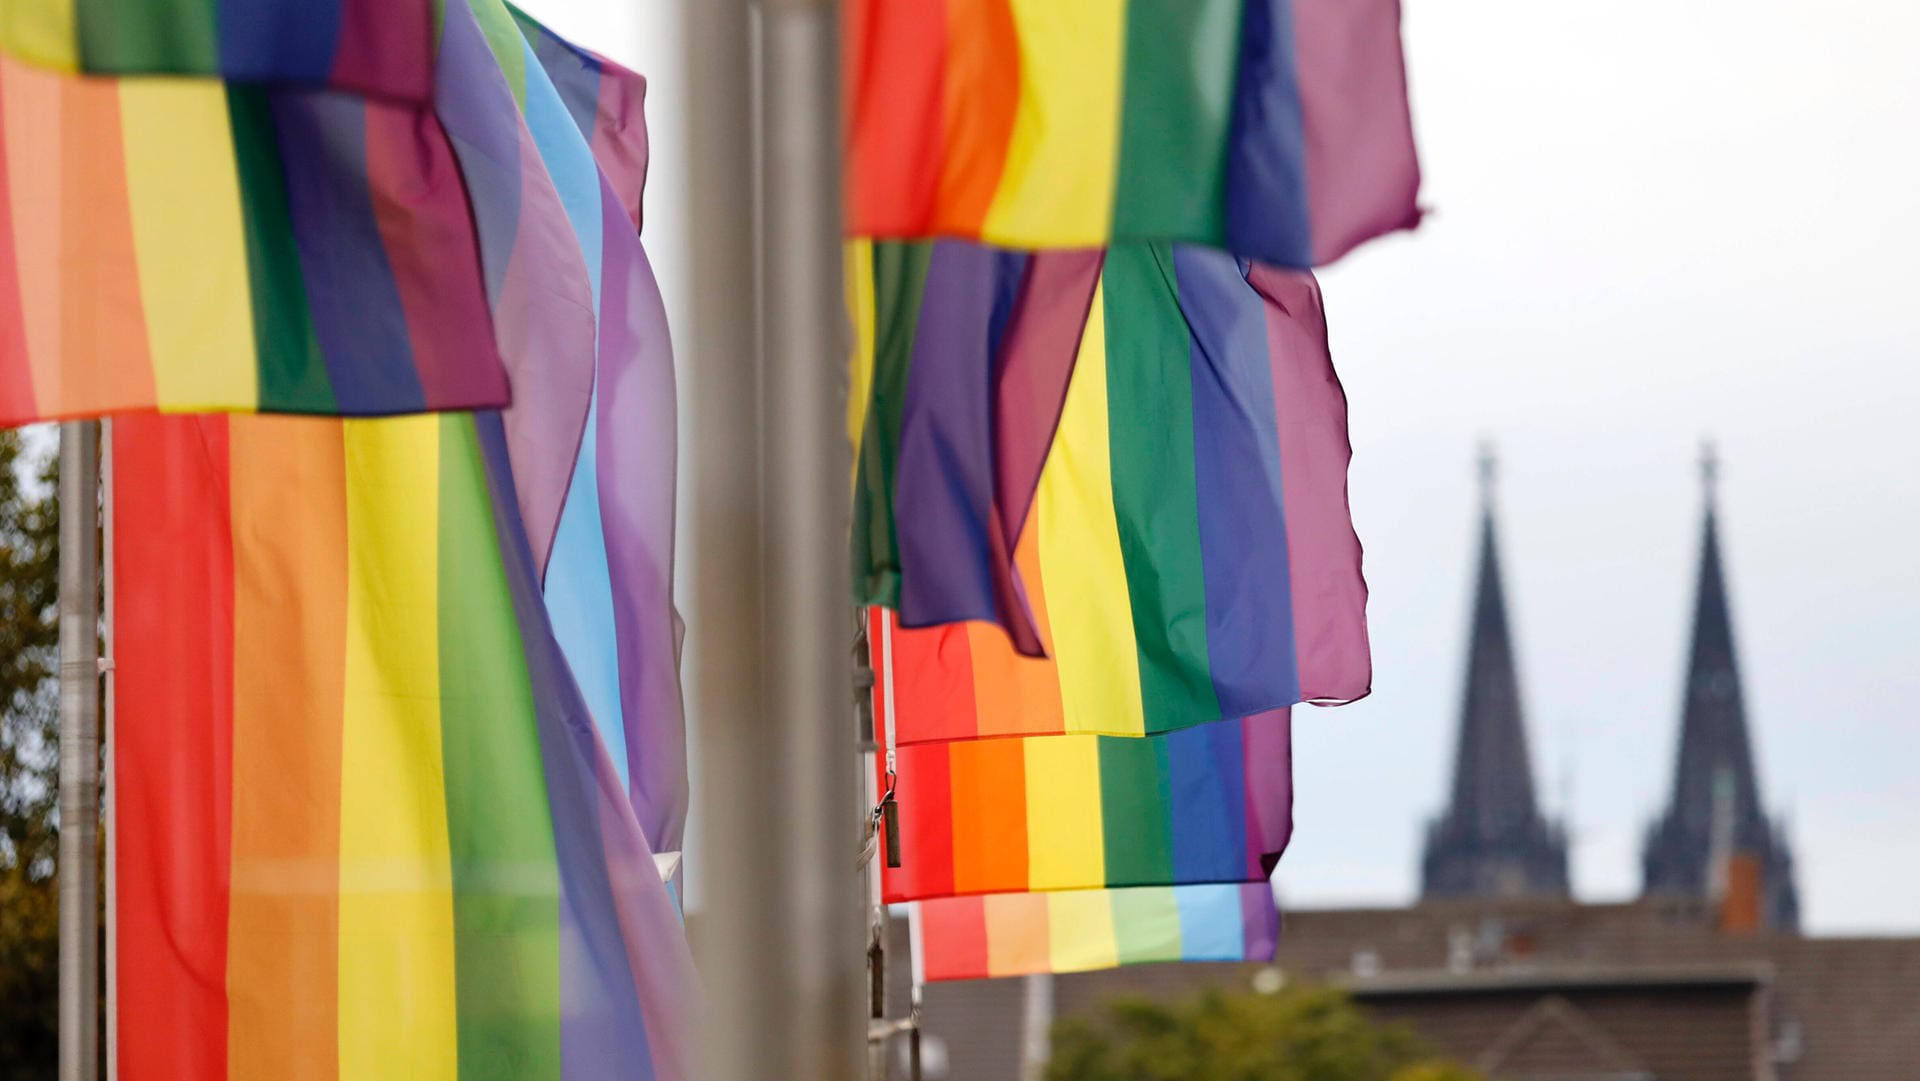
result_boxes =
[898,453,1917,1080]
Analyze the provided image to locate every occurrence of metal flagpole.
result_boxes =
[101,419,116,1081]
[1019,974,1055,1081]
[685,0,861,1076]
[57,420,101,1081]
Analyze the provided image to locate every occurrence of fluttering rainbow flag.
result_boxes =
[0,0,436,99]
[909,884,1280,983]
[0,0,596,428]
[481,0,687,858]
[113,410,691,1081]
[855,243,1370,736]
[845,0,1421,267]
[847,238,1102,657]
[873,618,1292,899]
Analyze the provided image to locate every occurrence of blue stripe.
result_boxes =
[544,390,628,786]
[1222,0,1312,265]
[1167,719,1249,883]
[1177,246,1301,714]
[1174,883,1248,961]
[267,94,426,415]
[219,0,343,84]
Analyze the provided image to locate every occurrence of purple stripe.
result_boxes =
[1239,882,1281,960]
[266,93,425,414]
[594,176,688,855]
[436,0,596,572]
[1174,246,1301,714]
[1247,266,1372,704]
[1293,0,1423,264]
[894,242,1004,631]
[1242,708,1293,875]
[476,413,690,1081]
[1223,0,1313,266]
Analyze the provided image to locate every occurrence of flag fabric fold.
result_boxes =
[855,242,1370,735]
[844,0,1421,267]
[0,0,437,100]
[113,410,691,1081]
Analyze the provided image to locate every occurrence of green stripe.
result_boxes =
[1110,887,1184,965]
[1102,244,1222,729]
[852,242,932,609]
[1111,0,1242,243]
[226,89,338,414]
[75,0,218,72]
[436,417,563,1081]
[1097,736,1175,885]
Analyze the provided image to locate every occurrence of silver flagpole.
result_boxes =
[57,419,101,1081]
[686,0,861,1076]
[102,419,116,1081]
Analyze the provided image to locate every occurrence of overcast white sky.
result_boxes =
[530,0,1920,935]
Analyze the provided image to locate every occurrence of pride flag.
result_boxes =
[854,242,1370,735]
[113,411,691,1081]
[0,0,594,428]
[910,884,1280,983]
[845,0,1421,267]
[481,0,687,858]
[873,616,1292,899]
[0,0,436,99]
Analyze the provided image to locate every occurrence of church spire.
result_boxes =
[1642,445,1800,929]
[1422,446,1569,900]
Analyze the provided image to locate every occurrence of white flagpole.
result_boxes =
[56,420,100,1081]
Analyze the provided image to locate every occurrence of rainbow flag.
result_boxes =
[486,0,687,857]
[847,238,1102,658]
[874,629,1291,899]
[909,884,1280,982]
[0,0,597,428]
[0,0,435,99]
[855,243,1370,736]
[112,410,691,1081]
[845,0,1420,267]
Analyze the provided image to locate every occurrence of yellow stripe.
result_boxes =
[1036,289,1146,734]
[844,239,877,479]
[118,80,257,411]
[1047,890,1119,974]
[1022,735,1104,890]
[337,417,458,1081]
[980,0,1126,247]
[0,0,80,72]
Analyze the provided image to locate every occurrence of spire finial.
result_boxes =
[1477,440,1497,508]
[1701,440,1719,504]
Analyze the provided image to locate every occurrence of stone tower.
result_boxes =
[1642,446,1800,930]
[1422,449,1571,900]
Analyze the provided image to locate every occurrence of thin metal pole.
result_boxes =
[686,0,861,1076]
[57,420,100,1081]
[102,419,116,1081]
[1019,974,1055,1081]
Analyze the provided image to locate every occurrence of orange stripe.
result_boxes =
[59,77,153,415]
[984,892,1051,977]
[966,515,1064,737]
[226,417,348,1081]
[937,0,1020,234]
[947,738,1028,893]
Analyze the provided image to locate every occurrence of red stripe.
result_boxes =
[843,0,947,234]
[114,415,234,1081]
[917,896,990,982]
[330,0,434,102]
[891,621,980,743]
[881,743,955,903]
[0,80,34,423]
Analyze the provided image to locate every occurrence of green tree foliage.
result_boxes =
[0,429,60,1077]
[1047,985,1485,1081]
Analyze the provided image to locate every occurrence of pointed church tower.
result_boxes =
[1642,446,1800,929]
[1422,448,1570,900]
